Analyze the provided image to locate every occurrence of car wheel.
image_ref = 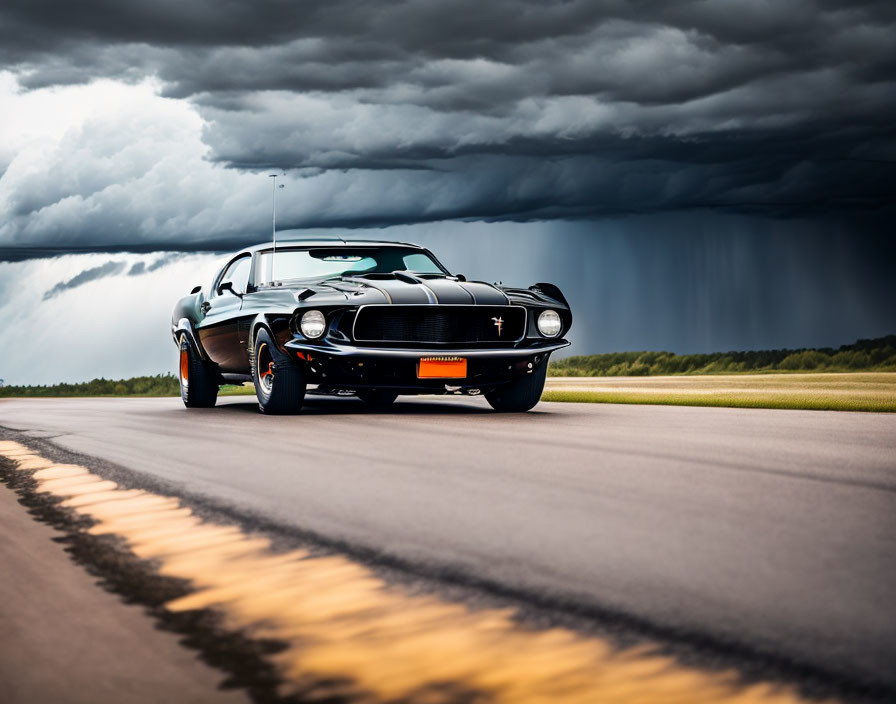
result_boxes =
[357,389,399,408]
[484,359,547,412]
[251,328,306,414]
[178,334,218,408]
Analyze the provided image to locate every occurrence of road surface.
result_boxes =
[1,396,895,696]
[0,483,250,704]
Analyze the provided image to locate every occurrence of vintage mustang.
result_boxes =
[171,239,572,413]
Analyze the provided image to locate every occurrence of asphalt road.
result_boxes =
[0,483,249,704]
[2,396,895,693]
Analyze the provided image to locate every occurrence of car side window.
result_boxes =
[217,256,251,296]
[402,253,442,273]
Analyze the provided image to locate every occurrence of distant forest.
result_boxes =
[1,336,894,396]
[550,335,896,377]
[0,374,181,398]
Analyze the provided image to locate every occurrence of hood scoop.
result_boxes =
[392,270,423,284]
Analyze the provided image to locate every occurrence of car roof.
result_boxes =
[236,238,428,257]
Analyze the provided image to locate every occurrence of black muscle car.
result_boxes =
[171,239,571,413]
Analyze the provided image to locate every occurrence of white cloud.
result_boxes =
[0,75,276,251]
[0,252,219,385]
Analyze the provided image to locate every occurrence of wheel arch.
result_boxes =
[249,314,292,352]
[173,318,209,361]
[249,314,275,348]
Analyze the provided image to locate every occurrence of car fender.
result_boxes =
[249,314,294,351]
[530,282,568,308]
[249,314,274,347]
[173,318,210,362]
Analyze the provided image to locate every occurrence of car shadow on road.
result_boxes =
[215,395,497,416]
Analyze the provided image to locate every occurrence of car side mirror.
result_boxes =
[190,285,202,294]
[217,281,243,298]
[454,273,467,282]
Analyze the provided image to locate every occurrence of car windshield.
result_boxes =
[256,247,446,284]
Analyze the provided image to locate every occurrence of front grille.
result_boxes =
[353,305,526,344]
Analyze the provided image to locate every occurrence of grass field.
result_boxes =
[4,374,894,412]
[541,372,896,412]
[218,384,256,396]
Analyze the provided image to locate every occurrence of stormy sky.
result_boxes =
[0,1,894,383]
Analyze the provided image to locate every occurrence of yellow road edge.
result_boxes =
[0,440,829,704]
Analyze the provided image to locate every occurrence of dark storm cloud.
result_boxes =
[3,1,893,100]
[1,0,894,254]
[127,252,182,276]
[42,260,125,299]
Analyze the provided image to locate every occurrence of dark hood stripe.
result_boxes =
[322,275,510,305]
[360,278,430,304]
[416,282,439,304]
[318,279,391,303]
[421,278,475,304]
[457,281,510,305]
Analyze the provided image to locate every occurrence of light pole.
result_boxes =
[268,173,285,282]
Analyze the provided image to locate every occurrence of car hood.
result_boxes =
[294,275,512,306]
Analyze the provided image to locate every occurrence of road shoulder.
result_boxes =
[0,482,250,704]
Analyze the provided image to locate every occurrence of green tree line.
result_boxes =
[0,374,181,397]
[549,336,896,377]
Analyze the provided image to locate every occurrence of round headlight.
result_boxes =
[537,309,562,338]
[300,310,326,339]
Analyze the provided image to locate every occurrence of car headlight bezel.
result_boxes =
[300,309,327,339]
[537,309,562,338]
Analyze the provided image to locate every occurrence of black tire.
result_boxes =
[251,327,305,414]
[357,389,399,408]
[485,358,547,412]
[178,334,218,408]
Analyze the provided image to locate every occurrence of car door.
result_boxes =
[198,255,252,372]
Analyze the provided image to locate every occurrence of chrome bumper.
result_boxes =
[283,338,570,359]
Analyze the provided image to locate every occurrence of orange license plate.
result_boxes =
[417,356,467,379]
